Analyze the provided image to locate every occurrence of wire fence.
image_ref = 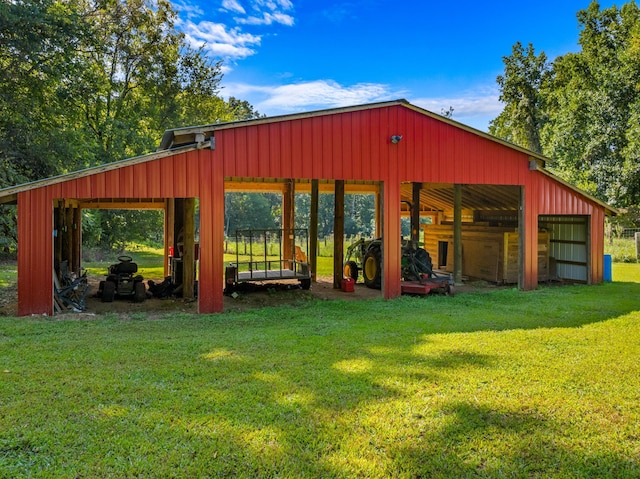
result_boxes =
[620,228,640,239]
[224,234,366,258]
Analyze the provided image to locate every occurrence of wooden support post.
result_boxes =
[310,179,319,282]
[54,202,63,274]
[72,206,82,272]
[174,198,184,256]
[636,232,640,261]
[518,187,525,290]
[375,188,382,238]
[65,206,74,269]
[164,199,175,277]
[182,198,196,299]
[453,184,462,284]
[282,179,295,263]
[333,180,345,289]
[411,182,421,242]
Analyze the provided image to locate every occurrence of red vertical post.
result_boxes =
[198,149,225,313]
[383,180,402,299]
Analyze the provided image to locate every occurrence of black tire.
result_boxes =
[414,248,433,274]
[134,281,146,303]
[446,284,455,296]
[96,280,105,298]
[102,281,115,303]
[300,278,311,290]
[363,247,382,289]
[343,260,359,281]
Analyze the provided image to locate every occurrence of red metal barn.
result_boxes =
[0,100,615,316]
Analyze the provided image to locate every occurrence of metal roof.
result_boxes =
[0,99,616,215]
[158,99,551,168]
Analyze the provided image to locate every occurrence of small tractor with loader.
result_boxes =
[343,237,454,295]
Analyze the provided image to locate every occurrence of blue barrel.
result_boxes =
[604,254,612,282]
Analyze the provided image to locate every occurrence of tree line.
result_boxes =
[491,1,640,227]
[2,1,639,256]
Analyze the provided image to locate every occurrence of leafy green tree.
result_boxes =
[224,193,279,235]
[0,0,86,179]
[542,1,640,206]
[492,2,640,209]
[489,42,550,154]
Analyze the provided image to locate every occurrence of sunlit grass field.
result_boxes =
[0,261,639,477]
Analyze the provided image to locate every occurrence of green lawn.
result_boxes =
[0,265,639,477]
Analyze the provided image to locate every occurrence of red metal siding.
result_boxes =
[18,189,54,316]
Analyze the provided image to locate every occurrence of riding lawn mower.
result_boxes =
[97,255,147,303]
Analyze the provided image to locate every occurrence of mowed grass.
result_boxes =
[0,266,639,477]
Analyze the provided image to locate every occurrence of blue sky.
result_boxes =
[173,0,616,131]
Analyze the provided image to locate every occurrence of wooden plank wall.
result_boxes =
[422,224,550,284]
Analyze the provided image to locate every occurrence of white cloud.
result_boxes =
[223,79,402,114]
[182,21,261,59]
[410,87,502,130]
[237,12,294,26]
[221,0,245,14]
[236,0,295,26]
[172,0,204,20]
[222,80,502,131]
[174,0,296,60]
[253,0,294,11]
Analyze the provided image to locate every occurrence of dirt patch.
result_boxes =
[0,285,18,317]
[0,275,383,319]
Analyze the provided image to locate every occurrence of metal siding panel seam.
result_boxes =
[311,117,323,179]
[233,129,246,178]
[300,119,313,179]
[334,114,344,179]
[146,160,160,197]
[271,122,282,178]
[132,163,147,197]
[258,125,269,178]
[290,121,303,179]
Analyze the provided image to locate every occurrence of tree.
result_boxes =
[542,1,640,206]
[489,42,550,154]
[0,0,87,180]
[0,0,263,254]
[224,193,279,235]
[491,2,640,208]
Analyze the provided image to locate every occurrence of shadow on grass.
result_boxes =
[394,401,640,478]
